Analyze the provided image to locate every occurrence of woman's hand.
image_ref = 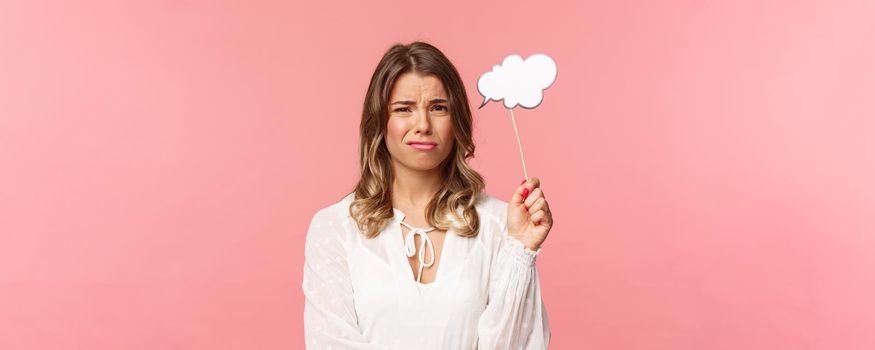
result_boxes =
[507,177,553,251]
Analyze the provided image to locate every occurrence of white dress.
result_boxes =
[302,192,550,349]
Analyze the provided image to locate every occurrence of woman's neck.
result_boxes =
[391,163,442,210]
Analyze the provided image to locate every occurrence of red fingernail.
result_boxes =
[522,188,529,199]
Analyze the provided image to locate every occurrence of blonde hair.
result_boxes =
[348,41,485,239]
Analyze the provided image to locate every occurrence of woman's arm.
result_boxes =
[302,210,385,349]
[477,229,551,349]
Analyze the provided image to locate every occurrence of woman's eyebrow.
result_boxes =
[391,98,448,106]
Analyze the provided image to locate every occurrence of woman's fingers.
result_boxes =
[531,210,546,224]
[524,188,545,207]
[514,177,541,205]
[523,177,541,200]
[511,181,528,206]
[528,197,546,215]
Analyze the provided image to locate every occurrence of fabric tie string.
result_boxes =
[400,221,436,284]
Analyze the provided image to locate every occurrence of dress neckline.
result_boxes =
[393,208,452,288]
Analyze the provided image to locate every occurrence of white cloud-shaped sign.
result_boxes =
[477,53,557,109]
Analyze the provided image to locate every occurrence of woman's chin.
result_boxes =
[406,161,443,172]
[392,155,449,173]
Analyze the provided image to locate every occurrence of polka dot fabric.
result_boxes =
[302,192,550,349]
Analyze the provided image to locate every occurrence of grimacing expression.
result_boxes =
[385,72,454,172]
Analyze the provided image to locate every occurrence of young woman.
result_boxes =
[302,41,554,349]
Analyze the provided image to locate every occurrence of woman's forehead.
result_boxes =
[390,72,447,100]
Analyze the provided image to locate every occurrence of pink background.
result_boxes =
[1,0,874,349]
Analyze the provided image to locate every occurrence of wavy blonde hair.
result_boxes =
[348,41,485,239]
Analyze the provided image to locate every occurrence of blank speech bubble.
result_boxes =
[477,53,557,109]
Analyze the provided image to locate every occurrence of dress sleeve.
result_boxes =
[477,227,551,349]
[302,210,385,349]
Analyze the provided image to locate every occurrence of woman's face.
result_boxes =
[385,72,454,173]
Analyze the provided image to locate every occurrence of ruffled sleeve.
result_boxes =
[477,227,551,349]
[302,209,386,349]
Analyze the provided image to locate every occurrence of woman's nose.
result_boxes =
[413,108,431,134]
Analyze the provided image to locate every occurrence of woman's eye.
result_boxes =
[394,107,410,112]
[432,105,448,112]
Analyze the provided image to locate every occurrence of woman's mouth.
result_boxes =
[407,141,437,151]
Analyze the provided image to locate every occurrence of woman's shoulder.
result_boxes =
[474,191,508,225]
[470,191,513,249]
[304,193,358,249]
[310,192,355,221]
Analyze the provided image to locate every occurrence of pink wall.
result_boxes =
[1,0,873,348]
